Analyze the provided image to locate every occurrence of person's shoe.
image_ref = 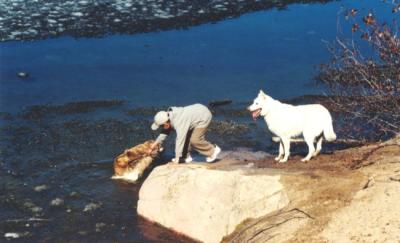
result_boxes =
[206,145,221,163]
[185,154,193,163]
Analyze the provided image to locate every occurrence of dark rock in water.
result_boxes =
[0,112,13,120]
[125,106,167,117]
[211,107,250,117]
[0,0,333,42]
[208,99,232,108]
[17,72,29,79]
[21,99,124,120]
[209,120,249,135]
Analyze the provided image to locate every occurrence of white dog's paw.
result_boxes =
[274,156,281,161]
[312,151,320,157]
[301,158,310,162]
[278,158,288,163]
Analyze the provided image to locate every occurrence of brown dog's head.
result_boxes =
[113,140,159,176]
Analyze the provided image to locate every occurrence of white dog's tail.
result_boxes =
[323,121,337,142]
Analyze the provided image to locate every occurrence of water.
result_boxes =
[0,0,395,241]
[0,1,343,112]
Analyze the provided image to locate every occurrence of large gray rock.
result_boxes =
[137,164,289,243]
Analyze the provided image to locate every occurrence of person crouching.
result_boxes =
[149,103,221,163]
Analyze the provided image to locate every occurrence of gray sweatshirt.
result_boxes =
[155,103,212,158]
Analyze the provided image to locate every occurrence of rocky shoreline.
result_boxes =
[1,97,394,241]
[0,0,331,42]
[136,136,400,242]
[227,135,400,242]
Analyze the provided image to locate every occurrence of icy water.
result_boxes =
[0,0,394,242]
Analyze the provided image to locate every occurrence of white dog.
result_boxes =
[248,90,336,162]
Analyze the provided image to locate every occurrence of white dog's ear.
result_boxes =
[259,90,267,98]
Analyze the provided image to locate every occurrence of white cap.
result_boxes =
[151,111,169,130]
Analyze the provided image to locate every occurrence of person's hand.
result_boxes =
[148,141,159,154]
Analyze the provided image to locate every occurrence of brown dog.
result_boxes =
[112,140,160,182]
